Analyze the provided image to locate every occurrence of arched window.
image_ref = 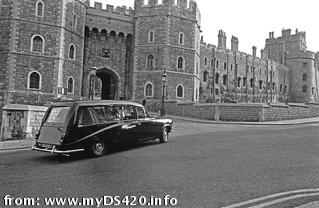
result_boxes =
[36,1,44,17]
[216,60,219,68]
[280,84,283,92]
[31,35,44,53]
[204,57,207,66]
[148,30,154,43]
[176,85,184,98]
[250,78,254,88]
[72,14,77,28]
[223,75,227,85]
[302,85,307,93]
[224,62,227,70]
[177,57,184,70]
[302,73,307,81]
[179,32,184,45]
[215,73,220,84]
[147,55,155,68]
[237,77,241,87]
[203,71,209,82]
[67,77,74,94]
[211,59,214,67]
[243,77,247,87]
[144,82,154,97]
[259,80,263,90]
[69,44,75,60]
[28,71,41,90]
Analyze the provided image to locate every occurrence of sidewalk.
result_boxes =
[296,201,319,208]
[1,115,319,152]
[155,113,319,126]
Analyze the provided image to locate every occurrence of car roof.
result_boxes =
[50,100,144,108]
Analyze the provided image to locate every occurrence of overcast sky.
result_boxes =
[91,0,319,56]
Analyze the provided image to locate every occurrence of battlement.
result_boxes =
[87,0,134,17]
[134,0,200,21]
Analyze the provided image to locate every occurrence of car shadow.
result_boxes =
[31,140,162,164]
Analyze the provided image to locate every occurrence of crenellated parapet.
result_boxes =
[87,1,135,17]
[134,0,200,23]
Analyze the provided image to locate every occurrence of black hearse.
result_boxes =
[32,100,173,157]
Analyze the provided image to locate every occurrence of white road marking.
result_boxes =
[221,189,319,208]
[247,192,319,208]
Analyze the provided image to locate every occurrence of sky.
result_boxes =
[91,0,319,55]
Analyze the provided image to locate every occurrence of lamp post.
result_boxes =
[89,66,97,100]
[160,69,167,117]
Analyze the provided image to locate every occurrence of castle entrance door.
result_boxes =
[95,68,119,100]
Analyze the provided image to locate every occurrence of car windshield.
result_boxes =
[45,107,70,124]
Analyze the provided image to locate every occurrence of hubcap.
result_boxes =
[95,143,104,152]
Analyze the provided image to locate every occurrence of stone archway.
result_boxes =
[95,68,120,100]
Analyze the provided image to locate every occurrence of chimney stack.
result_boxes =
[231,36,239,51]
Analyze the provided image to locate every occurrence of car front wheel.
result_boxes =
[159,127,169,143]
[89,141,106,157]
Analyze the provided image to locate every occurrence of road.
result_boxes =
[0,120,319,208]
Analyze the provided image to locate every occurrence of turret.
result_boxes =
[218,30,226,49]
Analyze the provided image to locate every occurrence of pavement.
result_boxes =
[296,201,319,208]
[1,114,319,152]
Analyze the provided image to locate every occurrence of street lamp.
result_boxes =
[89,66,97,100]
[160,69,167,117]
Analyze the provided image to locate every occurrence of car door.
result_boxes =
[117,105,143,142]
[135,106,157,140]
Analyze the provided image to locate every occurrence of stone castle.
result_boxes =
[1,0,319,107]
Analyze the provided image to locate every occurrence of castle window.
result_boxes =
[215,89,219,95]
[216,60,219,68]
[224,62,227,70]
[312,87,315,95]
[302,85,307,93]
[148,30,154,43]
[215,73,220,84]
[204,57,207,66]
[303,62,307,68]
[147,55,155,68]
[284,85,287,93]
[144,82,154,97]
[230,64,233,71]
[211,59,214,67]
[237,77,241,88]
[72,14,77,29]
[302,73,307,81]
[36,1,44,17]
[31,35,44,53]
[67,77,74,94]
[260,68,262,76]
[280,84,283,92]
[179,32,184,45]
[203,71,209,82]
[272,83,275,90]
[243,77,247,87]
[176,85,184,98]
[259,80,263,90]
[250,78,254,88]
[69,44,75,60]
[222,75,227,85]
[177,57,184,70]
[28,71,41,90]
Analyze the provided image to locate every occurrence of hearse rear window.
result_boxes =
[46,107,70,124]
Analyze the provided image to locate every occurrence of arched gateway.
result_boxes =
[94,68,120,100]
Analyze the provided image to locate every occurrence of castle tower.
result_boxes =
[218,30,227,49]
[133,0,201,101]
[0,0,86,106]
[265,29,317,103]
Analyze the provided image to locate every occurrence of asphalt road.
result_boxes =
[1,120,319,208]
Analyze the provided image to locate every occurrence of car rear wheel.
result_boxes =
[90,141,106,157]
[159,127,169,143]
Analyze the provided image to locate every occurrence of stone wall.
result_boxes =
[144,99,319,122]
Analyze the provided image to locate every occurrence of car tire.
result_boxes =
[89,140,106,157]
[159,127,169,143]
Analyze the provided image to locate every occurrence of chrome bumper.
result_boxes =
[31,143,85,154]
